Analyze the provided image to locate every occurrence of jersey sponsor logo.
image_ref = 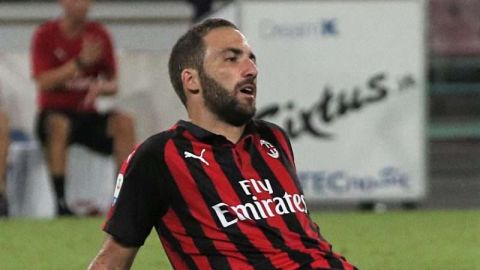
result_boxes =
[212,178,308,227]
[184,149,209,166]
[112,174,124,205]
[260,139,279,159]
[54,48,67,61]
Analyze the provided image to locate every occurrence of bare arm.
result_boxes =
[82,76,118,107]
[88,235,139,270]
[34,59,80,91]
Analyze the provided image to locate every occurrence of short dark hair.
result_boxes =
[168,18,238,105]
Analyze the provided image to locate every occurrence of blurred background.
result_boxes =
[0,0,479,217]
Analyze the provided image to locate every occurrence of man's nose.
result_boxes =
[242,58,258,78]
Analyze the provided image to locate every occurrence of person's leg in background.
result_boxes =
[37,110,135,216]
[43,112,74,216]
[107,112,135,169]
[64,111,135,217]
[0,111,9,217]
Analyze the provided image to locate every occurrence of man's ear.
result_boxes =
[181,69,200,95]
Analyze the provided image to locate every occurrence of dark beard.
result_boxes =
[199,70,256,127]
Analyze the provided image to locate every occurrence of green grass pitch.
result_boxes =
[0,210,479,269]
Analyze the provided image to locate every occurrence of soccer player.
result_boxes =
[88,18,358,270]
[30,0,135,216]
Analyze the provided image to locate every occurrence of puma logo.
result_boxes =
[184,149,209,166]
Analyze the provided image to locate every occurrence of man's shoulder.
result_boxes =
[136,125,182,154]
[252,119,285,133]
[85,21,110,35]
[252,119,292,145]
[141,129,177,149]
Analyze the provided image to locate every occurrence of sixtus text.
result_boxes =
[255,72,417,139]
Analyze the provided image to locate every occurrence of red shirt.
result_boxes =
[31,19,116,112]
[104,120,358,270]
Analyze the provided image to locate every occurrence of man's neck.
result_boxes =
[60,17,85,37]
[189,112,246,144]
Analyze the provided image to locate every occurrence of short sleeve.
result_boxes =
[31,25,54,78]
[102,28,117,78]
[103,140,168,247]
[95,23,117,78]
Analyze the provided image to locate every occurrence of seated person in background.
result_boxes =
[0,111,9,217]
[30,0,135,216]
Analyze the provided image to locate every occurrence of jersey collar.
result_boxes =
[177,120,258,145]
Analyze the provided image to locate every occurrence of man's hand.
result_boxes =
[77,35,103,68]
[82,79,118,108]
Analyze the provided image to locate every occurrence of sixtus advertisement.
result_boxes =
[216,0,427,201]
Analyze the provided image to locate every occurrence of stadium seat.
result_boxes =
[6,140,55,218]
[6,141,115,218]
[66,145,115,216]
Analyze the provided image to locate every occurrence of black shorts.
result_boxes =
[36,110,114,155]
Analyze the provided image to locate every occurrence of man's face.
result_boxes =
[60,0,91,22]
[199,27,258,126]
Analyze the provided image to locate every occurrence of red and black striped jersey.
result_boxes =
[103,120,358,270]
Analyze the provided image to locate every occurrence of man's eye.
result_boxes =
[226,57,237,62]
